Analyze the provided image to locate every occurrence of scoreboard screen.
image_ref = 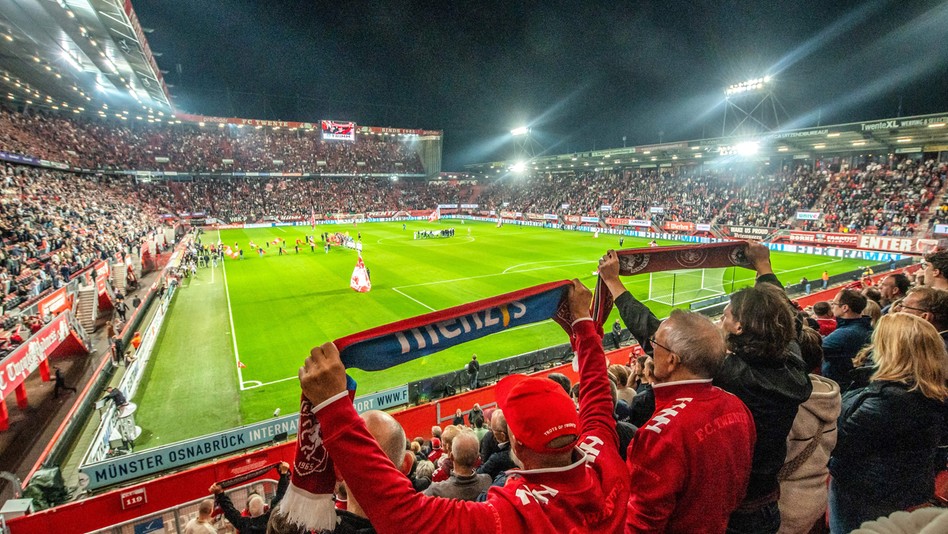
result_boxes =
[321,120,355,140]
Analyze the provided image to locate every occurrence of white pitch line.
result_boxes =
[218,229,245,390]
[395,260,596,290]
[502,259,592,274]
[242,376,298,390]
[724,257,844,286]
[393,287,436,311]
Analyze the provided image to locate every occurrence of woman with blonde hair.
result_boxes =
[862,299,882,328]
[829,313,948,533]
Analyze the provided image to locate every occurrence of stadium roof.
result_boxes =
[466,111,948,174]
[0,0,171,116]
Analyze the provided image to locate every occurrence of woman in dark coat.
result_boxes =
[829,313,948,533]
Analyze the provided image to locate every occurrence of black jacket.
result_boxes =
[713,338,812,500]
[829,380,947,507]
[215,472,290,534]
[476,447,514,480]
[333,509,376,533]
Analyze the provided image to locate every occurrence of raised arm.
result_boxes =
[568,280,619,446]
[745,241,783,289]
[599,250,661,352]
[299,344,499,534]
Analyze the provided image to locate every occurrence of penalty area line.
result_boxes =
[393,287,436,311]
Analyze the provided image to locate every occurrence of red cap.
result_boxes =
[431,438,441,450]
[495,374,579,454]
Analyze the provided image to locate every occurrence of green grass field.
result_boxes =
[134,220,866,448]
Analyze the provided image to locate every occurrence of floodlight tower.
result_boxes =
[510,126,542,168]
[722,76,789,137]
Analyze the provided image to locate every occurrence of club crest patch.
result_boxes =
[619,253,651,275]
[675,249,708,268]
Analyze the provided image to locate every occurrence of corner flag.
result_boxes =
[350,256,371,293]
[428,206,440,222]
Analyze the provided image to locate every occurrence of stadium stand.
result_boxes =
[0,165,165,311]
[716,168,824,228]
[802,159,946,235]
[0,107,425,174]
[1,103,948,534]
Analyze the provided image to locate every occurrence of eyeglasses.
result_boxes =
[649,336,673,353]
[900,304,929,313]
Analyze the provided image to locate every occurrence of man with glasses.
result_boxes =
[901,287,948,348]
[626,309,756,532]
[923,251,948,290]
[822,289,872,391]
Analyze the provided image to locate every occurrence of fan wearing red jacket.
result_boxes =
[299,279,629,534]
[625,309,756,533]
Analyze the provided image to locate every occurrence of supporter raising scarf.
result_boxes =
[277,280,578,531]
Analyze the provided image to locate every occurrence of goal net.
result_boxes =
[646,267,730,306]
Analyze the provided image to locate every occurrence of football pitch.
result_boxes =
[133,220,866,448]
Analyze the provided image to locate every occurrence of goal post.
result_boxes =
[647,267,730,306]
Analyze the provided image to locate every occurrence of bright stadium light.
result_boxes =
[725,76,772,96]
[510,126,529,136]
[510,161,527,173]
[735,141,759,156]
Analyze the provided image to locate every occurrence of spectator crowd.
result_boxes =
[0,106,425,175]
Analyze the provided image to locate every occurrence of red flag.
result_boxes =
[350,256,371,293]
[237,361,247,368]
[428,206,440,222]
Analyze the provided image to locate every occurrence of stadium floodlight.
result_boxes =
[735,141,759,156]
[725,76,772,96]
[510,161,527,173]
[510,126,530,136]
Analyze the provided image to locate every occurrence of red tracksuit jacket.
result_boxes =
[625,379,756,533]
[315,319,630,533]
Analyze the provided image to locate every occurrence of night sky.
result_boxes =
[134,0,948,170]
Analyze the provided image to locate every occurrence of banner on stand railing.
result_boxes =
[0,313,77,399]
[724,226,774,240]
[94,261,111,297]
[663,221,695,232]
[787,231,859,247]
